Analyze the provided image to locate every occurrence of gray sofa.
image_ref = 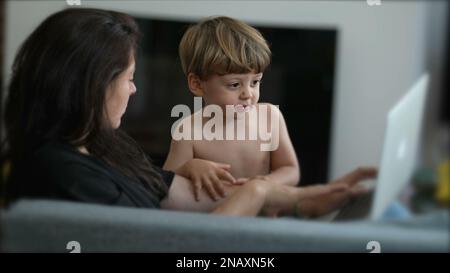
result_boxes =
[1,199,448,252]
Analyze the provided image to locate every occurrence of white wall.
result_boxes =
[3,0,448,180]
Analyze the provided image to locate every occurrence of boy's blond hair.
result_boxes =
[179,16,271,79]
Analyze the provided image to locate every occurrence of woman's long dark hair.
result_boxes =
[2,8,168,201]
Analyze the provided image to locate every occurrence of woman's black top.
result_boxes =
[7,141,175,208]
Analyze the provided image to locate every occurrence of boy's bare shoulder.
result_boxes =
[172,111,200,129]
[256,102,283,116]
[171,111,201,145]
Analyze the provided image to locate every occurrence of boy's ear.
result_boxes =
[187,73,204,96]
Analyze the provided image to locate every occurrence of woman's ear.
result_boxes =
[187,73,204,96]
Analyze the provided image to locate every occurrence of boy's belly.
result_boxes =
[193,140,270,179]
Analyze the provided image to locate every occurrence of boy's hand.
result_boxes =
[178,159,237,201]
[235,175,269,185]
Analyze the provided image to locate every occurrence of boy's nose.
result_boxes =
[239,87,253,100]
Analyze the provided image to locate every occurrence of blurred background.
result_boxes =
[1,0,448,213]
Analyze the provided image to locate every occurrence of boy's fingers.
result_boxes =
[203,177,218,201]
[218,169,236,184]
[216,163,231,170]
[231,178,247,185]
[194,180,202,202]
[236,177,249,183]
[212,175,226,197]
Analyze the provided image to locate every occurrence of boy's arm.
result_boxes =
[163,138,194,173]
[164,131,236,201]
[265,104,300,186]
[163,114,197,173]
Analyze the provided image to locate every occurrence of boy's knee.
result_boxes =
[244,179,269,200]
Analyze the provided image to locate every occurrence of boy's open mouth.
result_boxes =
[234,104,253,113]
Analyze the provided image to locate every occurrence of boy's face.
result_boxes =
[196,72,263,114]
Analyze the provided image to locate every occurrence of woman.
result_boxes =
[1,8,375,217]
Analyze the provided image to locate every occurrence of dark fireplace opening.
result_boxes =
[123,17,337,186]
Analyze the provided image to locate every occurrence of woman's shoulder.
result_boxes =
[29,141,162,207]
[34,141,95,165]
[33,141,78,161]
[30,141,112,179]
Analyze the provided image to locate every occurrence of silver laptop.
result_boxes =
[335,73,429,221]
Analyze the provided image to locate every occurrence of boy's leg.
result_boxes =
[160,174,243,212]
[161,174,346,217]
[161,174,281,216]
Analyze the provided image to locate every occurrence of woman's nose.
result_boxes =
[130,82,137,95]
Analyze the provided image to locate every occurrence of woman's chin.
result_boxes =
[112,119,121,129]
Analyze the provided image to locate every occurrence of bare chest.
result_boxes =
[193,140,270,179]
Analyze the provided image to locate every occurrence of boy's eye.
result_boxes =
[252,80,261,86]
[228,83,240,88]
